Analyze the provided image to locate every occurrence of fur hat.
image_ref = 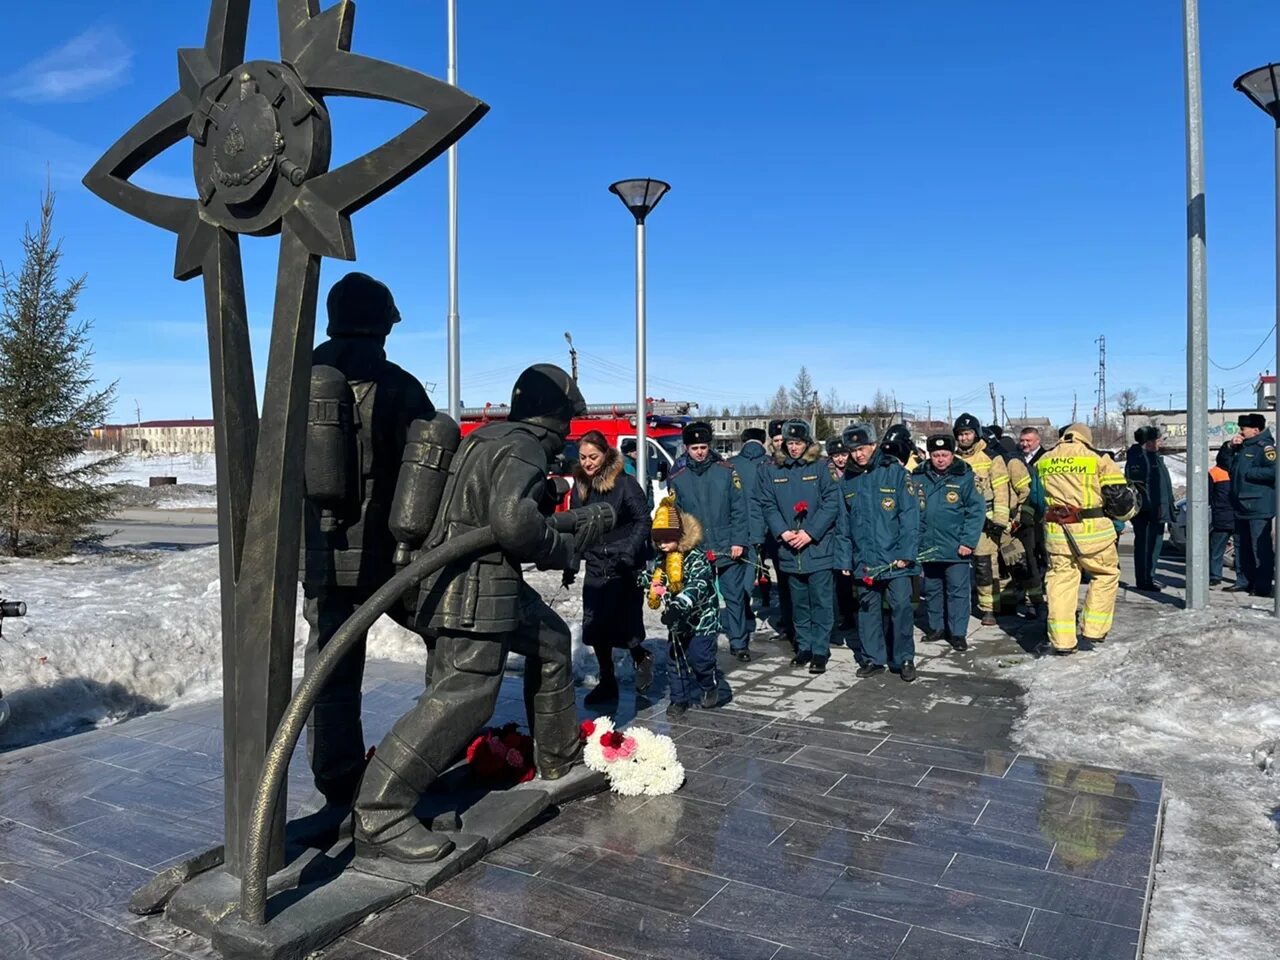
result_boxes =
[1134,425,1159,444]
[741,427,767,443]
[826,436,849,456]
[651,493,683,539]
[1238,413,1266,430]
[842,423,876,448]
[782,419,812,443]
[767,419,786,439]
[953,412,981,437]
[682,421,713,446]
[926,434,955,453]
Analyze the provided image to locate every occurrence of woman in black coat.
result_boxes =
[567,430,654,704]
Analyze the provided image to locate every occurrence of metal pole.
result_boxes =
[1182,0,1210,611]
[635,220,648,493]
[446,0,461,420]
[1273,126,1280,616]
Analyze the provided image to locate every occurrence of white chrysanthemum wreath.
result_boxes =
[580,717,685,797]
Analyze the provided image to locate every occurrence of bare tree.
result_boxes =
[1115,388,1144,413]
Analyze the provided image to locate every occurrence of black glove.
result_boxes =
[561,570,576,588]
[660,606,678,626]
[983,519,1007,539]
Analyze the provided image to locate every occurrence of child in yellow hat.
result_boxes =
[644,494,724,716]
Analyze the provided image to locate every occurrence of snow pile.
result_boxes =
[1006,606,1280,960]
[0,550,599,748]
[74,450,219,487]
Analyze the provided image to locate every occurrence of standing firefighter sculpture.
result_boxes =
[352,364,599,863]
[302,272,440,809]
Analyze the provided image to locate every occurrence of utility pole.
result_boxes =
[564,332,578,382]
[1000,395,1008,426]
[1023,396,1028,419]
[1095,334,1108,432]
[947,396,952,421]
[927,400,932,424]
[1071,391,1078,424]
[988,382,998,424]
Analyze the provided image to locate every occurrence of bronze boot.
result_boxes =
[352,751,454,863]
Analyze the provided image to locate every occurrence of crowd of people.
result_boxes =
[565,411,1277,707]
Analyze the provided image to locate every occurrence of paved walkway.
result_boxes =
[0,531,1214,959]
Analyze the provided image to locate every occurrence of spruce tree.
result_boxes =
[0,189,120,555]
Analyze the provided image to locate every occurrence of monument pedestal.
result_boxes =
[155,766,606,960]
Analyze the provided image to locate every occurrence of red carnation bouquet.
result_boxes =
[792,500,809,531]
[465,722,536,786]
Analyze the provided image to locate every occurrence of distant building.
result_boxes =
[1258,374,1276,410]
[91,419,215,455]
[1004,416,1056,439]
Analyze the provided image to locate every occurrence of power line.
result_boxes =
[1209,323,1275,371]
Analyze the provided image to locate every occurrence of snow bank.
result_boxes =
[75,450,219,487]
[0,550,598,748]
[1003,606,1280,960]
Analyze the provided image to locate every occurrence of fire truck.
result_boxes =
[458,400,694,509]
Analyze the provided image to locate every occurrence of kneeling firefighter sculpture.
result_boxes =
[351,363,604,863]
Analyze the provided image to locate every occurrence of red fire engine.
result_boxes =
[459,401,694,509]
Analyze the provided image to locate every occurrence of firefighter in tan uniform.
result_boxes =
[953,414,1009,625]
[983,427,1033,609]
[1037,423,1138,654]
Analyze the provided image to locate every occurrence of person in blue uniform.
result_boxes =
[758,419,841,673]
[668,421,753,659]
[839,424,921,682]
[913,434,984,651]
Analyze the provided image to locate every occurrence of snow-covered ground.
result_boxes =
[76,450,219,487]
[1003,605,1280,960]
[0,547,599,748]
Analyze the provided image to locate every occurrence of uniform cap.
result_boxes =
[767,419,786,439]
[741,427,767,443]
[926,434,955,453]
[842,423,876,448]
[1238,413,1266,430]
[682,421,713,446]
[782,419,812,443]
[826,436,849,456]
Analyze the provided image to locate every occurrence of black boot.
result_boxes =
[923,629,945,643]
[855,663,885,678]
[899,661,917,683]
[808,656,827,675]
[790,650,812,667]
[945,635,968,651]
[584,679,619,706]
[631,649,654,694]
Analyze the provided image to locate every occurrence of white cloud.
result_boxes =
[4,25,132,103]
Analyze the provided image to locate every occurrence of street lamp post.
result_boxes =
[1233,62,1280,617]
[1181,0,1209,612]
[446,0,461,421]
[609,178,671,495]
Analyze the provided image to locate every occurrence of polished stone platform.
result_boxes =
[1,653,1164,960]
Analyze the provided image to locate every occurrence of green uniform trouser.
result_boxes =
[789,569,833,659]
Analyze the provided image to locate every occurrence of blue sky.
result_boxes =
[0,0,1277,426]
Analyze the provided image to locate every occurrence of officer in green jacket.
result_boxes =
[1217,414,1276,596]
[913,435,984,651]
[758,419,841,673]
[840,424,921,682]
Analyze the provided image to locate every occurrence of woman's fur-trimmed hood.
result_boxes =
[572,447,623,499]
[772,440,823,466]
